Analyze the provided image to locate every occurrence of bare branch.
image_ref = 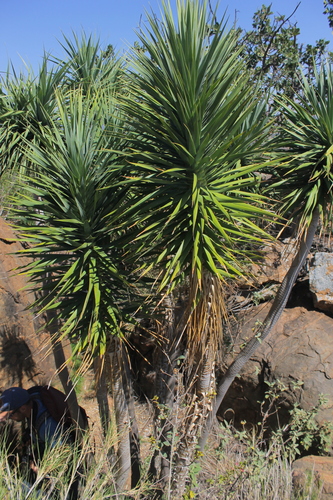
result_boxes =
[261,2,301,73]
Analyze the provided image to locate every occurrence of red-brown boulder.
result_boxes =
[220,305,333,427]
[0,217,58,389]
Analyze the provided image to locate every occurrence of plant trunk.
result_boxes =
[45,308,87,434]
[199,206,320,451]
[170,349,215,497]
[93,357,111,437]
[121,342,141,488]
[149,293,183,497]
[170,273,219,498]
[109,336,131,492]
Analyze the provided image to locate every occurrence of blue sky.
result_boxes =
[0,0,331,74]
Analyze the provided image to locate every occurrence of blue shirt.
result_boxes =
[30,397,65,448]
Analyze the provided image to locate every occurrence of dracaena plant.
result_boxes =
[122,0,275,291]
[10,86,144,489]
[11,88,134,361]
[275,63,333,226]
[200,64,333,455]
[118,0,276,494]
[0,56,67,177]
[54,32,123,94]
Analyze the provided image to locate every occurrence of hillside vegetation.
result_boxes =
[1,1,333,498]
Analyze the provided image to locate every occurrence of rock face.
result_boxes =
[219,304,333,427]
[218,236,333,430]
[249,239,298,285]
[0,217,57,389]
[310,252,333,314]
[293,455,333,499]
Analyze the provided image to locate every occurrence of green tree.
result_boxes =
[0,56,66,177]
[1,33,141,489]
[10,86,140,489]
[241,4,330,99]
[324,0,333,29]
[122,0,275,494]
[55,32,121,94]
[200,63,333,451]
[0,56,87,428]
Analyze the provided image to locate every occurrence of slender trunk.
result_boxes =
[121,342,141,488]
[150,345,180,498]
[158,343,180,489]
[93,357,111,437]
[109,336,131,492]
[199,207,320,451]
[170,273,219,498]
[149,293,183,496]
[42,272,86,432]
[170,349,215,497]
[46,308,86,433]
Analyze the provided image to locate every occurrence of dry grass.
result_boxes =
[0,387,329,499]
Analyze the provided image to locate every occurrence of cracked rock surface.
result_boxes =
[220,305,333,427]
[0,218,59,388]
